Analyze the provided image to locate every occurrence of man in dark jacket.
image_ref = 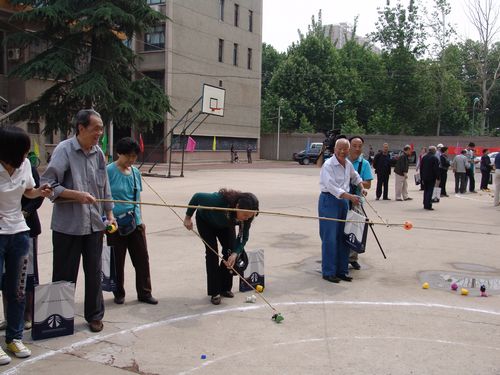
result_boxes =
[420,146,441,210]
[372,143,392,200]
[394,145,412,201]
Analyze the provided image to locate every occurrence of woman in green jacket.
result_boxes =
[183,189,259,305]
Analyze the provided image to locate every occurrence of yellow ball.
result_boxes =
[255,285,264,293]
[461,288,469,296]
[422,282,430,289]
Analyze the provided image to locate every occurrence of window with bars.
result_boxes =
[233,43,238,66]
[219,0,225,21]
[218,39,224,62]
[147,0,165,4]
[247,48,252,70]
[144,25,165,51]
[249,10,253,32]
[234,4,239,27]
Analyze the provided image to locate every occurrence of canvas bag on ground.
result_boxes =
[432,186,441,202]
[32,281,75,340]
[344,208,368,253]
[414,172,421,185]
[101,243,117,292]
[239,249,264,292]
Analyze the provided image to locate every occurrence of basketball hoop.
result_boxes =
[210,107,222,112]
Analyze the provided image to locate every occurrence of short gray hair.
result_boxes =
[74,109,101,135]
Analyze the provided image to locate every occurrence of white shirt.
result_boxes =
[0,159,35,234]
[320,155,362,199]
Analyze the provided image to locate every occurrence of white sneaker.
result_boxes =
[6,339,31,358]
[0,347,11,365]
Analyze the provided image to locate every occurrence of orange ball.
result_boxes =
[403,221,413,230]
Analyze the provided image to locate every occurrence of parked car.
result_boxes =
[388,150,417,164]
[474,151,498,166]
[293,142,325,165]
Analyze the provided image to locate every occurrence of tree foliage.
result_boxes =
[261,3,500,137]
[8,0,172,134]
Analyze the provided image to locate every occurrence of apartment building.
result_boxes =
[0,0,263,164]
[324,23,380,53]
[134,0,263,162]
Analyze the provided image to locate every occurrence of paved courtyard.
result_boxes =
[3,162,500,374]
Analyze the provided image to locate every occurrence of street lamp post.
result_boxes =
[276,104,282,161]
[332,99,344,131]
[472,97,480,136]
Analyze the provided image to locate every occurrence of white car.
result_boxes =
[474,151,498,165]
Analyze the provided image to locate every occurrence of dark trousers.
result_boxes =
[480,170,490,190]
[196,216,235,296]
[318,193,349,277]
[423,179,435,209]
[52,231,104,322]
[439,170,448,196]
[106,224,152,300]
[466,168,475,192]
[376,173,390,199]
[455,172,466,193]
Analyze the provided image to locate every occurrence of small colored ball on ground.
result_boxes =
[461,288,469,296]
[201,354,206,360]
[256,285,264,293]
[480,291,488,297]
[422,282,429,289]
[403,221,413,230]
[480,285,486,293]
[451,283,458,291]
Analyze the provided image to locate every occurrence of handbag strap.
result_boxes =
[132,167,138,206]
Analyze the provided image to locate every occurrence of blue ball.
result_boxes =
[201,354,207,360]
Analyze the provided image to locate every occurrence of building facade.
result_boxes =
[134,0,263,163]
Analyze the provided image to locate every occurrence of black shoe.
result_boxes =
[338,275,353,282]
[350,261,361,270]
[114,296,125,305]
[89,320,103,332]
[322,275,340,283]
[210,295,221,305]
[383,198,391,200]
[376,197,380,200]
[424,207,434,211]
[138,296,158,305]
[404,197,413,201]
[221,291,234,298]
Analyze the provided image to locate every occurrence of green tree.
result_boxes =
[261,43,285,97]
[8,0,171,134]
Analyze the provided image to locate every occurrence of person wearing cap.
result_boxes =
[183,189,259,305]
[439,147,451,197]
[465,142,477,193]
[394,145,412,201]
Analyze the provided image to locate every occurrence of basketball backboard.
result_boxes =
[202,84,225,117]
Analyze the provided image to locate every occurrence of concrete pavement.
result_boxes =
[3,163,500,374]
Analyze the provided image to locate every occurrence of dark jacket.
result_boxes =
[394,153,409,176]
[480,154,492,172]
[373,152,391,175]
[21,166,44,237]
[420,152,440,182]
[439,154,451,170]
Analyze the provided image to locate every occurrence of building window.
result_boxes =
[147,0,165,4]
[219,80,223,87]
[234,4,239,27]
[218,39,224,62]
[233,43,238,66]
[247,48,252,70]
[143,70,165,90]
[249,10,253,32]
[219,0,225,21]
[144,25,165,51]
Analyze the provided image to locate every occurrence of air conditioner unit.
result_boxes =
[150,4,160,12]
[7,48,20,61]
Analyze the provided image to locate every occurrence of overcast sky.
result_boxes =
[262,0,484,52]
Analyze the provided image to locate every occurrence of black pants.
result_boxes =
[196,216,235,296]
[376,173,390,199]
[439,169,448,196]
[423,179,435,209]
[455,172,466,193]
[466,168,475,192]
[106,224,152,300]
[480,170,490,190]
[52,231,104,322]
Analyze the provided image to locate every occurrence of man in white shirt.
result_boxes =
[319,138,367,283]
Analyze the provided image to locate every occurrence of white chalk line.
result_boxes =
[454,193,492,203]
[4,300,500,374]
[182,335,500,374]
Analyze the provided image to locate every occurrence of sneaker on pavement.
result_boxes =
[24,320,32,330]
[0,347,11,365]
[6,339,31,358]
